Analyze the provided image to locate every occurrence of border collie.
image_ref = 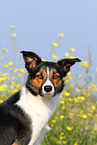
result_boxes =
[0,51,81,145]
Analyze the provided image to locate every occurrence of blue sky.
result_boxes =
[0,0,97,74]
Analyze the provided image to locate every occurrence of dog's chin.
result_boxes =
[40,92,54,98]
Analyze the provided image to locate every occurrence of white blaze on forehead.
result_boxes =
[45,67,52,86]
[47,67,50,78]
[42,67,55,96]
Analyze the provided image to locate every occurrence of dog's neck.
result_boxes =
[19,86,64,120]
[16,86,64,144]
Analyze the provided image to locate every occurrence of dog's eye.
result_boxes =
[36,75,43,79]
[53,75,60,79]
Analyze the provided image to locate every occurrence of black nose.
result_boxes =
[44,85,52,92]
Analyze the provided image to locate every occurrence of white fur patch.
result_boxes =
[16,86,64,145]
[42,67,55,97]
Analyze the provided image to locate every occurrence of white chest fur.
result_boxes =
[16,86,63,145]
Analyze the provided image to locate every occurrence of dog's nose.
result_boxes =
[44,85,52,92]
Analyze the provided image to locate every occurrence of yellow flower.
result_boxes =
[81,114,87,119]
[52,55,58,60]
[55,117,58,120]
[88,113,92,117]
[63,141,67,144]
[64,91,70,96]
[62,106,65,110]
[90,84,96,89]
[3,48,6,51]
[79,75,82,78]
[91,105,96,110]
[52,120,56,123]
[12,77,15,80]
[12,33,16,37]
[14,69,19,72]
[70,48,75,52]
[8,62,13,65]
[59,135,63,140]
[60,115,64,119]
[60,100,64,104]
[66,126,73,131]
[10,67,13,71]
[79,96,85,101]
[58,33,64,37]
[89,84,96,91]
[75,89,80,93]
[1,95,6,98]
[67,76,72,80]
[20,69,24,72]
[0,85,7,91]
[60,132,64,135]
[74,98,79,103]
[0,100,3,103]
[69,113,73,116]
[15,85,22,89]
[65,79,70,83]
[52,43,58,47]
[87,102,90,106]
[24,70,28,73]
[13,89,18,93]
[10,86,14,89]
[68,98,73,101]
[64,53,69,57]
[10,82,14,85]
[69,56,75,59]
[94,128,97,132]
[10,25,15,29]
[57,141,61,144]
[3,64,8,68]
[0,77,6,83]
[42,59,47,61]
[17,73,22,77]
[67,72,71,76]
[1,73,8,77]
[81,61,89,67]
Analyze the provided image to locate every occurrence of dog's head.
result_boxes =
[21,51,81,97]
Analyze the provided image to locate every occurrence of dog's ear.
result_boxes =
[20,51,42,72]
[57,58,81,76]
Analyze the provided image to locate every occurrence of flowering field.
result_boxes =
[1,26,97,145]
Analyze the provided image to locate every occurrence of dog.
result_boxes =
[0,51,81,145]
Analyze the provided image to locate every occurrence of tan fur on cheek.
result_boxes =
[31,70,47,93]
[54,79,62,91]
[50,70,62,91]
[52,78,62,90]
[31,78,43,93]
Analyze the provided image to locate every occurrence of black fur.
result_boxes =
[0,51,80,145]
[0,91,32,145]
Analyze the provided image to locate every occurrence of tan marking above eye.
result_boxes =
[31,69,47,93]
[50,69,60,79]
[36,72,43,79]
[53,73,60,78]
[50,70,62,91]
[50,69,57,77]
[35,69,47,81]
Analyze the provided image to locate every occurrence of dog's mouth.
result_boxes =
[43,93,54,97]
[39,92,55,97]
[39,87,55,97]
